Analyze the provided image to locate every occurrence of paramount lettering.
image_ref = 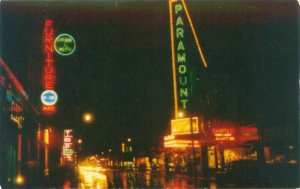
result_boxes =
[177,41,185,51]
[173,2,190,111]
[180,88,188,97]
[176,28,184,38]
[176,16,184,26]
[179,76,187,85]
[180,99,188,109]
[175,4,183,14]
[178,65,187,74]
[177,53,186,62]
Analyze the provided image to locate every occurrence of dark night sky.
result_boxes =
[1,1,299,154]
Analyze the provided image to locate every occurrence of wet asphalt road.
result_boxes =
[77,168,216,189]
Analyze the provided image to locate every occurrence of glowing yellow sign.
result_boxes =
[171,117,198,135]
[164,139,200,148]
[10,115,24,129]
[44,129,49,145]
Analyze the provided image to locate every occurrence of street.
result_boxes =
[24,164,216,188]
[24,161,298,189]
[26,165,216,188]
[78,168,216,189]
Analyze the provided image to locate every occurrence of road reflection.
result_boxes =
[78,165,107,189]
[78,165,215,189]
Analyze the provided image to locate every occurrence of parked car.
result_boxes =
[216,160,268,188]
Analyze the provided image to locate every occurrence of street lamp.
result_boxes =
[16,175,25,185]
[82,112,94,124]
[178,111,184,118]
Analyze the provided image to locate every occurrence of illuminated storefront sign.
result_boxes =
[170,1,191,113]
[10,115,24,129]
[42,105,56,112]
[9,104,23,112]
[43,19,55,90]
[9,102,24,129]
[240,126,259,141]
[211,127,236,141]
[41,90,58,106]
[54,33,76,56]
[63,129,74,160]
[164,135,200,148]
[41,19,57,114]
[171,117,198,135]
[44,129,49,145]
[164,135,175,141]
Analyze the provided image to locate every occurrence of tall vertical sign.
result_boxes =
[63,129,74,162]
[169,0,207,118]
[41,19,58,114]
[170,0,191,116]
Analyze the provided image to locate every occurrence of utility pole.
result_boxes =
[190,117,197,180]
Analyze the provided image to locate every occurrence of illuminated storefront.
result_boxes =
[206,122,259,169]
[0,59,40,186]
[164,117,205,174]
[165,0,260,175]
[164,117,260,173]
[165,0,209,174]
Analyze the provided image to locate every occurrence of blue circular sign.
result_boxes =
[41,90,58,106]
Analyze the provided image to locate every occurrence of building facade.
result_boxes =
[0,58,41,187]
[164,117,260,175]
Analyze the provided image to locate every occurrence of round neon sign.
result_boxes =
[54,33,76,56]
[41,90,58,106]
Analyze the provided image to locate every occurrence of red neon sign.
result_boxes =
[43,19,55,90]
[211,128,236,141]
[9,104,23,113]
[42,105,57,112]
[42,19,56,114]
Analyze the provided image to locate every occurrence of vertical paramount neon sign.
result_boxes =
[41,19,58,114]
[169,0,207,118]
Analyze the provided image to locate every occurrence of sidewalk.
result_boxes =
[158,171,216,188]
[25,165,77,188]
[174,173,216,181]
[153,170,216,181]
